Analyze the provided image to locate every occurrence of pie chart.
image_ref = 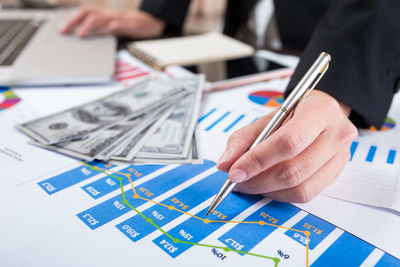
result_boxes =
[367,117,396,132]
[248,90,284,108]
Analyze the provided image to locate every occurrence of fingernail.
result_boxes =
[218,149,231,165]
[232,185,240,192]
[229,169,247,183]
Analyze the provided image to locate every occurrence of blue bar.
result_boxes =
[386,150,396,164]
[350,141,359,161]
[223,114,245,132]
[284,214,335,250]
[251,117,259,124]
[198,108,217,123]
[81,165,164,199]
[153,192,262,258]
[38,161,114,195]
[375,253,400,266]
[311,232,375,266]
[205,111,231,131]
[77,161,215,230]
[116,170,228,242]
[219,201,300,254]
[366,146,377,162]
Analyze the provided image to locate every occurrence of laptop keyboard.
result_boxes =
[0,19,43,66]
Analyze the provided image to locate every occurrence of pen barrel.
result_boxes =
[249,52,331,150]
[282,52,331,112]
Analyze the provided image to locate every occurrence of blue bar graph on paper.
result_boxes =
[311,232,375,266]
[153,193,262,258]
[77,161,215,230]
[366,146,377,162]
[386,150,396,164]
[81,165,164,199]
[38,161,114,195]
[198,108,217,123]
[251,117,259,124]
[223,114,245,132]
[285,214,335,250]
[116,171,227,242]
[350,141,359,161]
[205,111,231,131]
[375,253,399,266]
[219,201,299,254]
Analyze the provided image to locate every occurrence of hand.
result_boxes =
[217,90,358,203]
[59,6,165,39]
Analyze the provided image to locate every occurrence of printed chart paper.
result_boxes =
[1,63,400,266]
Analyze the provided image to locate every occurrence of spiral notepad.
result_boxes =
[127,32,254,71]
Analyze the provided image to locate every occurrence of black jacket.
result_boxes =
[140,0,400,129]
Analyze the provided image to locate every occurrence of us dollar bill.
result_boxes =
[110,105,175,162]
[132,132,202,164]
[136,75,204,159]
[17,78,189,145]
[28,112,161,161]
[94,104,171,161]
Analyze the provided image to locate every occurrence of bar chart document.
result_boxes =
[1,64,400,267]
[1,159,399,267]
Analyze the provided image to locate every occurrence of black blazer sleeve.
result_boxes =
[140,0,191,37]
[285,0,400,129]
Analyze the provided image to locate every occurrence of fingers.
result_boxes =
[60,7,91,34]
[260,149,351,203]
[103,20,123,35]
[217,113,274,172]
[233,129,343,194]
[75,15,100,38]
[227,107,328,183]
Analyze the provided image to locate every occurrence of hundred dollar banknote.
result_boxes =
[28,112,160,161]
[136,75,204,160]
[17,78,189,145]
[110,105,175,162]
[132,132,202,164]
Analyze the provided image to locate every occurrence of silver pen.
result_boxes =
[206,52,331,216]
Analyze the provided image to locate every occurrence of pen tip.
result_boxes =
[206,210,211,217]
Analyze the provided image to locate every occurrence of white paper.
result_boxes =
[1,56,400,267]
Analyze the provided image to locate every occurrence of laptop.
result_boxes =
[0,9,116,86]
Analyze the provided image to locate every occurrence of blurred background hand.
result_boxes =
[59,6,165,39]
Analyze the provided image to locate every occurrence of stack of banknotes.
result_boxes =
[17,76,204,164]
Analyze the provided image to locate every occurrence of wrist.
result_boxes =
[338,101,351,117]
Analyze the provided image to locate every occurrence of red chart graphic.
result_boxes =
[248,90,284,108]
[113,60,150,83]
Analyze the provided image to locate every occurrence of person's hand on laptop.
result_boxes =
[217,90,358,203]
[59,6,165,39]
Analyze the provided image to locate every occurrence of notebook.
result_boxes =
[127,32,254,70]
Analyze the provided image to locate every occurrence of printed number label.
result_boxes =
[81,168,92,175]
[86,186,100,196]
[105,178,116,186]
[179,230,193,240]
[160,239,177,253]
[41,182,56,192]
[113,201,125,210]
[225,238,244,250]
[152,210,165,220]
[82,213,98,226]
[121,224,140,238]
[211,248,227,260]
[293,233,309,244]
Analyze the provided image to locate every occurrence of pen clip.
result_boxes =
[298,62,329,103]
